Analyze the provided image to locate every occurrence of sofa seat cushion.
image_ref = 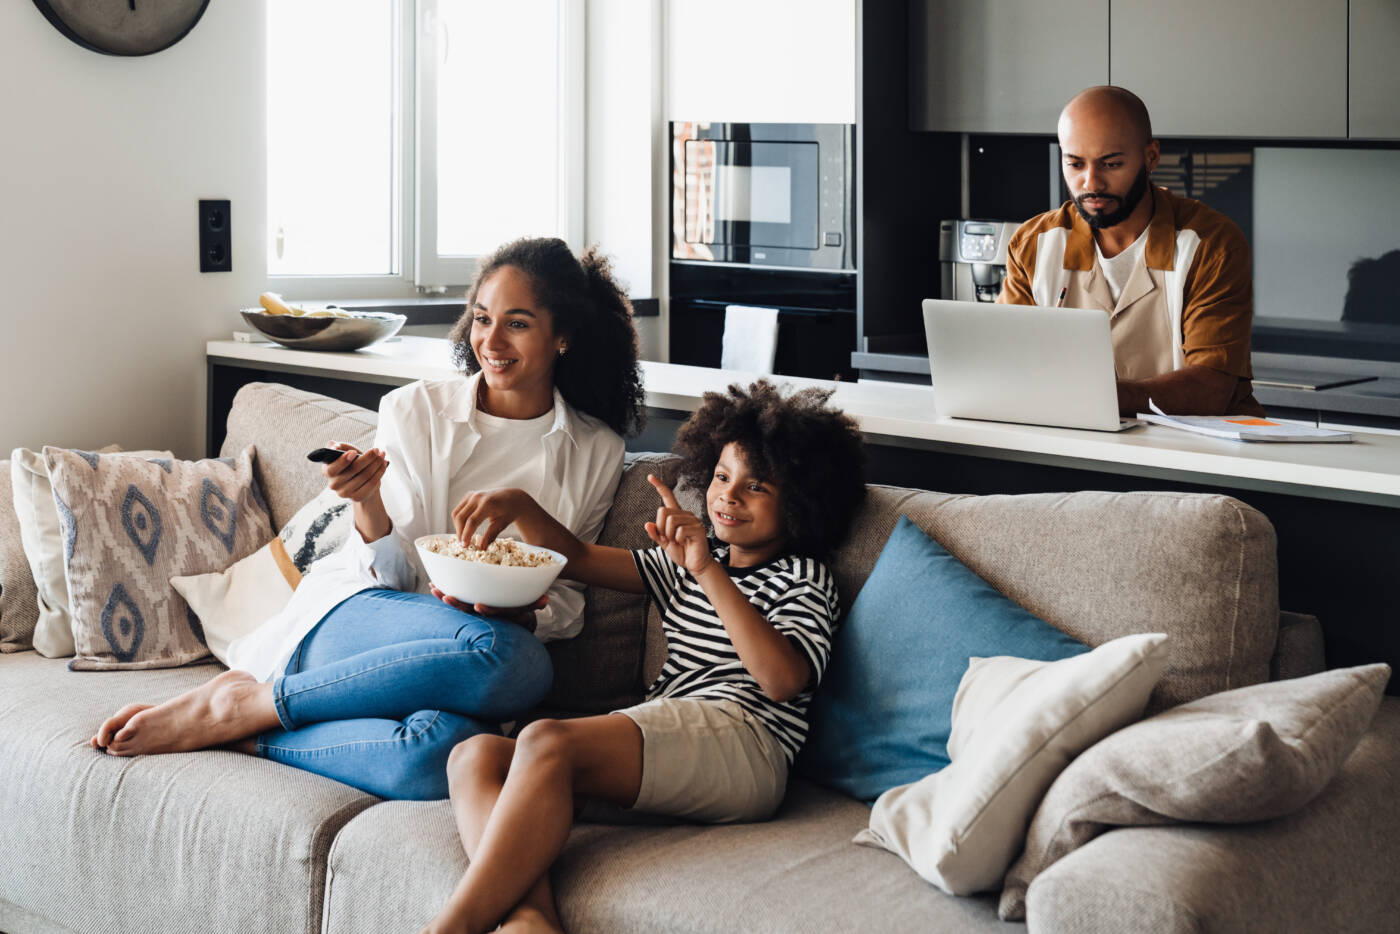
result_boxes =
[0,652,376,934]
[321,781,1017,934]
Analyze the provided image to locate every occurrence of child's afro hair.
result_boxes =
[673,380,866,559]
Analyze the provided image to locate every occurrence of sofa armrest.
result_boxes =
[1271,611,1326,682]
[1025,697,1400,933]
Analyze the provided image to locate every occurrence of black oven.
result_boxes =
[672,122,854,272]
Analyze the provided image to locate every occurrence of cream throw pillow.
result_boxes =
[9,445,170,657]
[172,488,354,665]
[854,632,1170,896]
[997,662,1391,922]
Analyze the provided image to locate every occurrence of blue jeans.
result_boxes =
[254,588,552,800]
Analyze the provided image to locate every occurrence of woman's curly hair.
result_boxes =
[673,380,866,559]
[449,237,645,437]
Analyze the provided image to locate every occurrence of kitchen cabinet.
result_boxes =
[1110,0,1347,138]
[908,0,1107,134]
[1350,0,1400,139]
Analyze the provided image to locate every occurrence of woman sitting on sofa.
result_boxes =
[89,236,645,800]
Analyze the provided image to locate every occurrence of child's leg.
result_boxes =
[438,735,560,932]
[426,714,643,934]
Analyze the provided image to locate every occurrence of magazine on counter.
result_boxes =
[1137,400,1354,443]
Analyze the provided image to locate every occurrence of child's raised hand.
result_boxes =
[645,475,713,575]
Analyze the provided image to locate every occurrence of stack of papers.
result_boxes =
[1138,401,1353,443]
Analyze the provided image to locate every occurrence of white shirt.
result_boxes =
[226,372,626,682]
[1094,231,1148,305]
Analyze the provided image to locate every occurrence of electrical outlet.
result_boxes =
[199,199,232,272]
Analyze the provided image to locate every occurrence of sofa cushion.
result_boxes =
[0,458,40,653]
[220,382,378,530]
[0,651,376,934]
[828,487,1279,713]
[855,633,1169,896]
[320,781,1017,934]
[1021,696,1400,933]
[544,452,697,713]
[800,515,1091,800]
[45,447,272,670]
[999,663,1390,921]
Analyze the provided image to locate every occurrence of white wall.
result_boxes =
[666,0,857,124]
[0,1,266,459]
[586,0,664,361]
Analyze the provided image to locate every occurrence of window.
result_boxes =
[266,0,583,298]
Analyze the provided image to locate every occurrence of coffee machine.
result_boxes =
[938,219,1017,302]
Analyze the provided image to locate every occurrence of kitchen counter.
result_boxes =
[208,337,1400,508]
[852,348,1400,427]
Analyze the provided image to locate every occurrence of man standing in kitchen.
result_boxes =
[998,85,1265,417]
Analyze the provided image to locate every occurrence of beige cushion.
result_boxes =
[0,459,40,653]
[320,781,1013,934]
[1024,698,1400,933]
[45,446,273,670]
[220,382,377,530]
[855,634,1169,896]
[0,651,376,934]
[830,488,1279,713]
[999,662,1391,922]
[172,488,353,664]
[10,445,171,658]
[544,452,697,713]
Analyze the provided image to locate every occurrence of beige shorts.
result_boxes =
[614,697,788,824]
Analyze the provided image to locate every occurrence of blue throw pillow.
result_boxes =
[797,515,1090,801]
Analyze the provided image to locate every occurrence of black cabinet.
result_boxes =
[668,263,857,382]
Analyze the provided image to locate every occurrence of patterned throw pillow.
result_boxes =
[43,446,272,670]
[172,488,355,665]
[10,444,172,658]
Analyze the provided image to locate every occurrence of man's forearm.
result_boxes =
[1117,365,1239,416]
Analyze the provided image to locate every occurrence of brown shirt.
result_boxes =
[999,186,1263,416]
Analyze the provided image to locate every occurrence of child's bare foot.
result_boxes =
[93,670,278,756]
[498,905,563,933]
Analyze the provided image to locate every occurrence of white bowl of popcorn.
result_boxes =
[414,534,567,609]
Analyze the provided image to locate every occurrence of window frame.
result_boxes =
[267,0,585,300]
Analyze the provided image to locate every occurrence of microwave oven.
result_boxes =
[671,122,855,272]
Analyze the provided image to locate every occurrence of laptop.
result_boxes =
[922,298,1142,432]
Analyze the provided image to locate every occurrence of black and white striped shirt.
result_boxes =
[632,545,841,764]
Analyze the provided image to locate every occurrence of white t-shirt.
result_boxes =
[453,407,555,543]
[1095,231,1148,305]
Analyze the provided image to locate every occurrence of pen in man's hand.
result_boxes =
[1055,284,1068,307]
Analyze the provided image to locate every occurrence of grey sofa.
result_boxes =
[2,381,1397,934]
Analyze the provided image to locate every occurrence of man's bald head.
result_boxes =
[1057,87,1159,232]
[1059,86,1154,147]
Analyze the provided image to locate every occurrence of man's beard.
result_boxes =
[1074,165,1150,230]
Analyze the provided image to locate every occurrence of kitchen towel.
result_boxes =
[721,304,780,373]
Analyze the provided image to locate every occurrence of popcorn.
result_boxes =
[423,537,558,567]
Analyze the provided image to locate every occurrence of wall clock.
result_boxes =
[32,0,211,57]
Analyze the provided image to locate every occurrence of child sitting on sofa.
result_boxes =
[420,379,867,934]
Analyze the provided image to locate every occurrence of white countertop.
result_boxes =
[209,337,1400,506]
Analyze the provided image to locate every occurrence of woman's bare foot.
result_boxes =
[92,670,279,757]
[91,703,154,750]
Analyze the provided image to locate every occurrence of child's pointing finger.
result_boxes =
[646,474,681,509]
